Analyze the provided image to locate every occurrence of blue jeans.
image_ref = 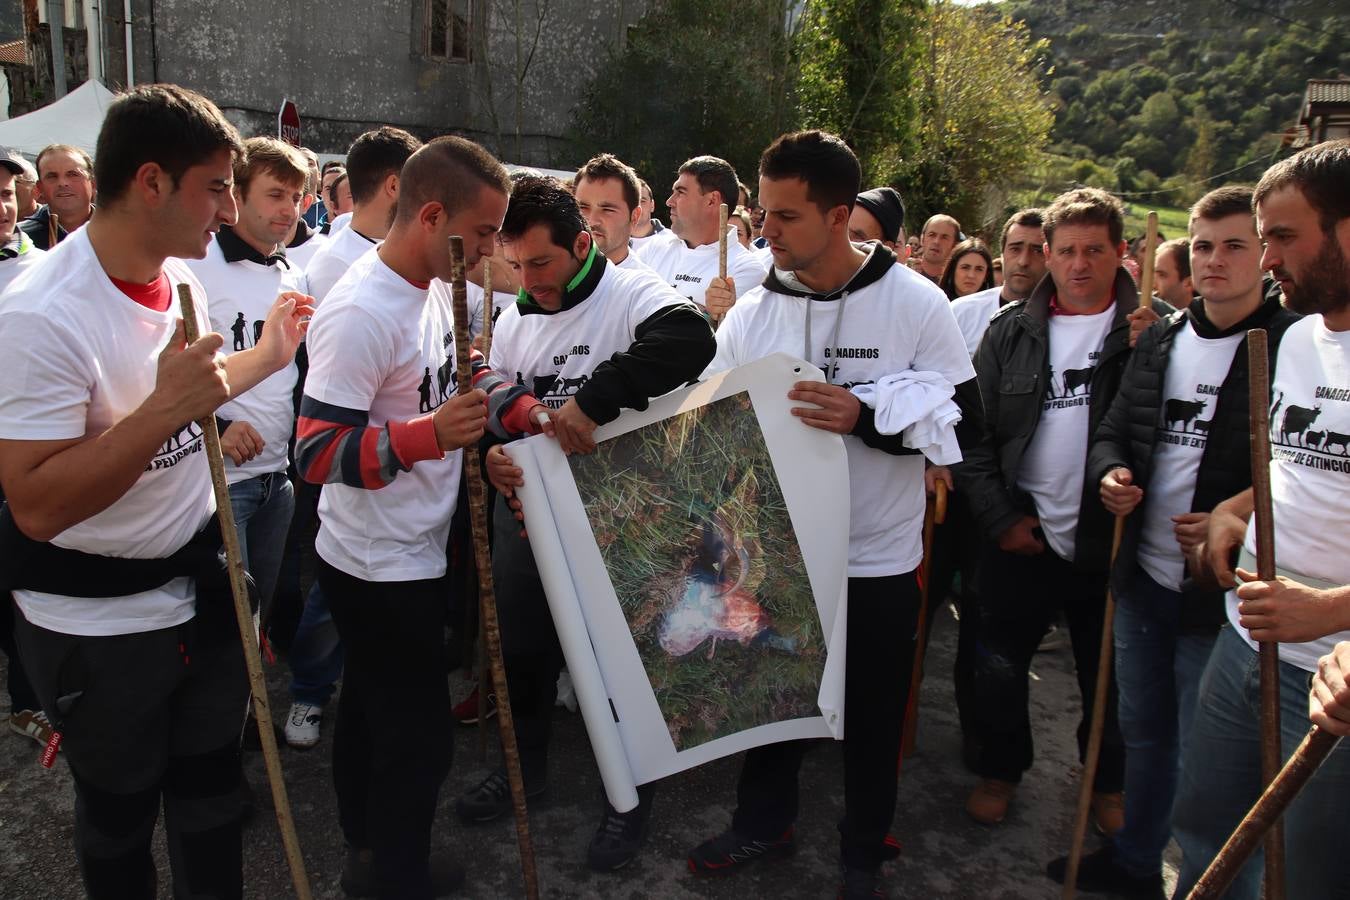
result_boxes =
[288,580,344,707]
[1173,626,1350,899]
[228,472,294,619]
[1109,568,1216,877]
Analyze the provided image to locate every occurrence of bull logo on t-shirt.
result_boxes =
[1271,386,1350,472]
[1158,383,1219,449]
[513,370,587,409]
[1043,355,1099,409]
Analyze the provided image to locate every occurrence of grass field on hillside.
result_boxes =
[1122,203,1189,242]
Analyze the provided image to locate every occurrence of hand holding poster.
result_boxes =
[511,352,849,813]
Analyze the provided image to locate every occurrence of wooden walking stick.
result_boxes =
[1245,327,1286,899]
[476,257,493,761]
[1188,726,1340,899]
[713,202,728,329]
[176,285,312,900]
[1061,211,1156,900]
[902,477,947,758]
[47,210,58,249]
[448,237,541,900]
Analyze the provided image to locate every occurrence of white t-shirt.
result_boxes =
[306,251,464,582]
[0,232,45,296]
[629,224,677,255]
[639,229,769,310]
[441,280,516,344]
[1018,308,1115,561]
[950,286,1005,358]
[304,223,379,303]
[1228,315,1350,672]
[490,258,690,410]
[188,240,308,483]
[1136,325,1244,590]
[707,254,974,576]
[286,232,327,272]
[0,229,215,636]
[615,247,654,271]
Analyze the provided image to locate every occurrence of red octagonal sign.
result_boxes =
[278,99,301,147]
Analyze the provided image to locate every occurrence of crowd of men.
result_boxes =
[0,82,1348,900]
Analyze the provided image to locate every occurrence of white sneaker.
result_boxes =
[284,702,323,749]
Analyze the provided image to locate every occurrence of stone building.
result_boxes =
[18,0,651,166]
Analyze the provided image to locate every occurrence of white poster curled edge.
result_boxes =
[511,352,849,813]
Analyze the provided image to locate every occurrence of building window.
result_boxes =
[427,0,474,61]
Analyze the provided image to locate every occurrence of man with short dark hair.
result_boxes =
[628,177,670,253]
[305,127,421,302]
[956,187,1168,831]
[914,213,961,282]
[572,153,648,269]
[298,135,538,898]
[20,143,96,250]
[1047,183,1299,895]
[457,174,714,872]
[848,186,908,260]
[640,155,768,316]
[950,209,1047,357]
[1152,237,1194,309]
[687,130,977,900]
[0,83,309,899]
[1170,139,1350,900]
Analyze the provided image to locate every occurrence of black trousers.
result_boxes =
[925,492,982,740]
[320,559,454,900]
[971,543,1124,791]
[15,607,249,900]
[730,572,921,869]
[490,492,563,787]
[2,592,39,710]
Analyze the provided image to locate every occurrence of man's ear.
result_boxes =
[574,229,592,260]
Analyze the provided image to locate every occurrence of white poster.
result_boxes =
[510,353,849,813]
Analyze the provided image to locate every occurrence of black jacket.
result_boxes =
[954,267,1172,573]
[1087,291,1300,629]
[19,205,68,250]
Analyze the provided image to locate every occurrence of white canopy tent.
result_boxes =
[0,80,116,159]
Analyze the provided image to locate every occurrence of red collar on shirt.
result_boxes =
[1048,291,1114,317]
[109,272,172,312]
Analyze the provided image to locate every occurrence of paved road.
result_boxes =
[0,606,1179,898]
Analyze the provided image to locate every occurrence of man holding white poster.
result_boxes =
[692,130,980,899]
[459,174,716,871]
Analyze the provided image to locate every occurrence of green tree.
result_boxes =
[899,2,1055,228]
[566,0,795,192]
[793,0,927,186]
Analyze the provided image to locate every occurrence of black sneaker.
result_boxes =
[687,826,796,876]
[838,863,885,899]
[586,788,654,871]
[454,770,545,824]
[1046,845,1164,897]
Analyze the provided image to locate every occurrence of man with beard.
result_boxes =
[1170,139,1350,900]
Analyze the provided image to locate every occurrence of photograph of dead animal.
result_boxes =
[568,391,826,751]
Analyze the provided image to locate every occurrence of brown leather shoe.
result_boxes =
[966,779,1016,825]
[1092,791,1125,836]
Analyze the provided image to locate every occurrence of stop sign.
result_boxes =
[278,99,301,147]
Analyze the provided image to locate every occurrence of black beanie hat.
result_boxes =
[854,187,906,243]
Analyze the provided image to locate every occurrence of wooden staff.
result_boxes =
[713,202,728,329]
[47,210,59,249]
[1188,726,1339,898]
[477,257,493,761]
[901,478,947,758]
[447,237,540,900]
[1245,327,1285,899]
[176,285,312,900]
[1062,211,1156,899]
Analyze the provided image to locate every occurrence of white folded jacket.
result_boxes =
[850,371,963,465]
